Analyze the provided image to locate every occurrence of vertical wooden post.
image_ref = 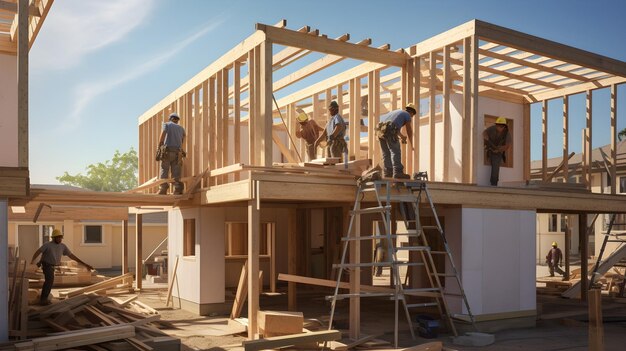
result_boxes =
[287,208,297,311]
[270,223,276,293]
[368,72,375,161]
[202,80,210,186]
[610,85,617,194]
[248,50,256,166]
[222,68,230,178]
[234,63,241,181]
[349,202,361,339]
[585,90,593,190]
[564,215,570,280]
[579,213,588,301]
[209,77,216,186]
[542,100,548,181]
[260,40,273,167]
[135,214,143,290]
[470,35,479,184]
[588,288,604,351]
[216,70,224,182]
[194,87,201,177]
[523,102,531,181]
[373,73,381,166]
[563,96,569,182]
[248,181,260,339]
[413,58,421,173]
[122,219,128,274]
[349,79,357,160]
[443,46,451,181]
[428,51,436,179]
[17,0,28,168]
[462,38,471,183]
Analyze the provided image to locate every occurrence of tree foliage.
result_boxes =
[619,128,626,141]
[57,148,138,192]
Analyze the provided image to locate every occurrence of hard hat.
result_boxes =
[328,101,339,109]
[405,103,417,111]
[169,112,180,120]
[495,117,507,125]
[551,241,558,247]
[296,112,309,123]
[51,229,63,238]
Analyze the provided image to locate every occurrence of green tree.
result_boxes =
[57,148,138,192]
[619,128,626,141]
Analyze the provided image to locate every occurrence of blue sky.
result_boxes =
[29,0,626,184]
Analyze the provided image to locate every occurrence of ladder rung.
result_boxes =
[443,292,464,297]
[395,246,431,251]
[431,273,458,277]
[421,225,440,231]
[333,263,392,268]
[350,205,391,215]
[403,288,441,293]
[395,262,426,267]
[327,292,394,300]
[430,251,449,255]
[406,302,439,308]
[608,240,625,242]
[341,234,418,241]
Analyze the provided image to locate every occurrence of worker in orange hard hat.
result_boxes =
[295,109,324,161]
[545,241,565,278]
[483,117,512,186]
[375,103,417,179]
[31,229,94,305]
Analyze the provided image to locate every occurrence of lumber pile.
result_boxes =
[28,261,107,288]
[2,293,180,351]
[59,273,135,298]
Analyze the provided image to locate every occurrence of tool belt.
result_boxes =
[376,121,398,141]
[155,145,166,161]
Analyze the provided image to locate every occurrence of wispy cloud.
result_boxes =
[32,0,154,71]
[64,19,225,130]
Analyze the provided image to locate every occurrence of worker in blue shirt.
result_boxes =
[376,103,416,178]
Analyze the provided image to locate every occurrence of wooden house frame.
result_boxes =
[134,19,626,339]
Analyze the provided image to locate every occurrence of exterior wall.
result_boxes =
[168,205,290,315]
[0,54,18,167]
[458,208,536,315]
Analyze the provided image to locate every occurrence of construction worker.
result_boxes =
[483,117,511,186]
[315,101,347,160]
[376,103,416,179]
[30,229,93,305]
[546,241,565,277]
[295,112,324,161]
[158,112,186,195]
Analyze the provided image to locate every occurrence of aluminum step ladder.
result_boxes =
[327,176,474,347]
[589,213,626,289]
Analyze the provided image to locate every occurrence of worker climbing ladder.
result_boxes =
[327,173,476,346]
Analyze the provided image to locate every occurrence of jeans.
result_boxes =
[305,143,316,161]
[327,138,347,160]
[41,263,55,302]
[489,151,503,186]
[379,137,403,176]
[159,150,183,193]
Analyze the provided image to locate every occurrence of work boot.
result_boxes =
[393,173,411,179]
[39,299,51,306]
[383,168,393,178]
[157,188,168,195]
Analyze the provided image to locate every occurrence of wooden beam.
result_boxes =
[248,182,260,339]
[260,40,273,166]
[243,330,341,351]
[256,23,407,67]
[527,76,626,102]
[523,102,531,181]
[443,46,451,181]
[475,19,626,78]
[610,84,617,194]
[588,288,604,351]
[585,90,593,190]
[411,19,475,57]
[287,209,297,311]
[412,58,420,173]
[17,0,28,168]
[580,213,588,301]
[135,214,142,290]
[462,38,471,183]
[542,101,548,181]
[470,35,479,183]
[563,96,569,182]
[545,152,575,182]
[122,219,128,274]
[429,51,436,179]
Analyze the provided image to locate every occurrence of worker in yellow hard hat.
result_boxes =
[483,117,512,186]
[295,109,324,161]
[30,229,94,305]
[375,103,417,178]
[545,241,565,278]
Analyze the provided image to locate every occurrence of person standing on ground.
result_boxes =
[295,112,324,161]
[30,229,93,305]
[158,112,186,195]
[315,101,347,160]
[376,103,416,179]
[483,117,511,186]
[546,241,565,277]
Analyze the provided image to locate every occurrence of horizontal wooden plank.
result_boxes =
[243,330,341,351]
[527,76,626,102]
[0,175,28,197]
[257,23,407,67]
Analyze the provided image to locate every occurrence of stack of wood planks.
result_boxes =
[29,261,107,288]
[2,293,179,351]
[58,273,135,298]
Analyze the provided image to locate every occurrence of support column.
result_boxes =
[122,219,128,274]
[469,35,479,183]
[349,204,361,339]
[462,38,471,183]
[542,101,548,181]
[287,208,297,311]
[428,51,436,179]
[17,0,28,168]
[259,40,273,167]
[1,199,8,340]
[564,215,570,280]
[136,214,143,290]
[585,91,593,190]
[563,96,569,182]
[610,85,617,194]
[523,102,531,181]
[443,46,451,181]
[248,181,260,339]
[579,213,588,301]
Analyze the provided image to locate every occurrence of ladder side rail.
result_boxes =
[590,213,617,288]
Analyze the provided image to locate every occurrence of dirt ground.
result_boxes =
[115,285,626,351]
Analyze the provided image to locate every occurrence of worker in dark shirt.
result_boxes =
[545,241,565,277]
[31,229,93,305]
[483,117,512,186]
